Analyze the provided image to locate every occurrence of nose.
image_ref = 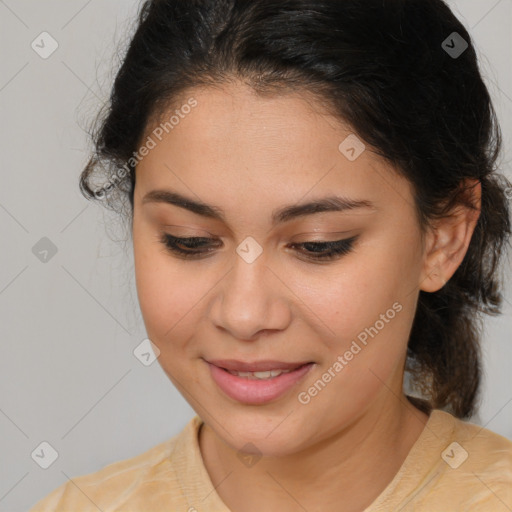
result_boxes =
[209,250,291,341]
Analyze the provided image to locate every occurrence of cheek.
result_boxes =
[295,242,417,375]
[295,256,401,341]
[133,230,195,346]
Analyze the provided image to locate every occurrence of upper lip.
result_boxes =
[206,359,312,372]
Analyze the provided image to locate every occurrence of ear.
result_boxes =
[419,179,481,293]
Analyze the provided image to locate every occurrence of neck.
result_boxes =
[199,394,430,512]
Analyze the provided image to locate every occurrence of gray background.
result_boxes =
[0,1,511,511]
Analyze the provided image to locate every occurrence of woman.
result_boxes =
[30,0,512,510]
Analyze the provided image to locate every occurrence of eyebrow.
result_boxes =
[142,189,377,226]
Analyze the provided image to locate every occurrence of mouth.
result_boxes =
[222,366,307,379]
[204,359,315,404]
[206,359,313,373]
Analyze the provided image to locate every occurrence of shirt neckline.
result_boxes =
[364,409,455,510]
[178,409,454,511]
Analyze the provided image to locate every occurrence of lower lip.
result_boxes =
[206,361,314,405]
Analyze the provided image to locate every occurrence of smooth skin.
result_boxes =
[132,81,481,512]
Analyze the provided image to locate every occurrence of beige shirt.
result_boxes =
[29,409,512,511]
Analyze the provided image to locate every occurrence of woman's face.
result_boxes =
[132,82,429,456]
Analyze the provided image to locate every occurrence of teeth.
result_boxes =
[227,369,293,379]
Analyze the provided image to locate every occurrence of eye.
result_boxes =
[160,233,359,261]
[159,234,221,258]
[289,235,358,261]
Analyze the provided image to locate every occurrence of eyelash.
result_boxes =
[159,234,358,261]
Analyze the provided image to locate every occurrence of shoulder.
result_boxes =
[427,410,512,508]
[29,416,202,511]
[369,409,512,511]
[441,409,512,470]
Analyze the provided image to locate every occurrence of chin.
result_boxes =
[211,409,313,457]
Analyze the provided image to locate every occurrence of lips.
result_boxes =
[206,359,312,372]
[205,359,315,405]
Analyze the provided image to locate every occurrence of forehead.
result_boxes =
[135,83,412,218]
[160,83,347,159]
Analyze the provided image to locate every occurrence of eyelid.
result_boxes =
[162,227,355,240]
[161,224,214,237]
[290,230,356,242]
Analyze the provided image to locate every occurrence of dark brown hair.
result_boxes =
[80,0,512,418]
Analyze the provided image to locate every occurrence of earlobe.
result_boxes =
[419,179,481,293]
